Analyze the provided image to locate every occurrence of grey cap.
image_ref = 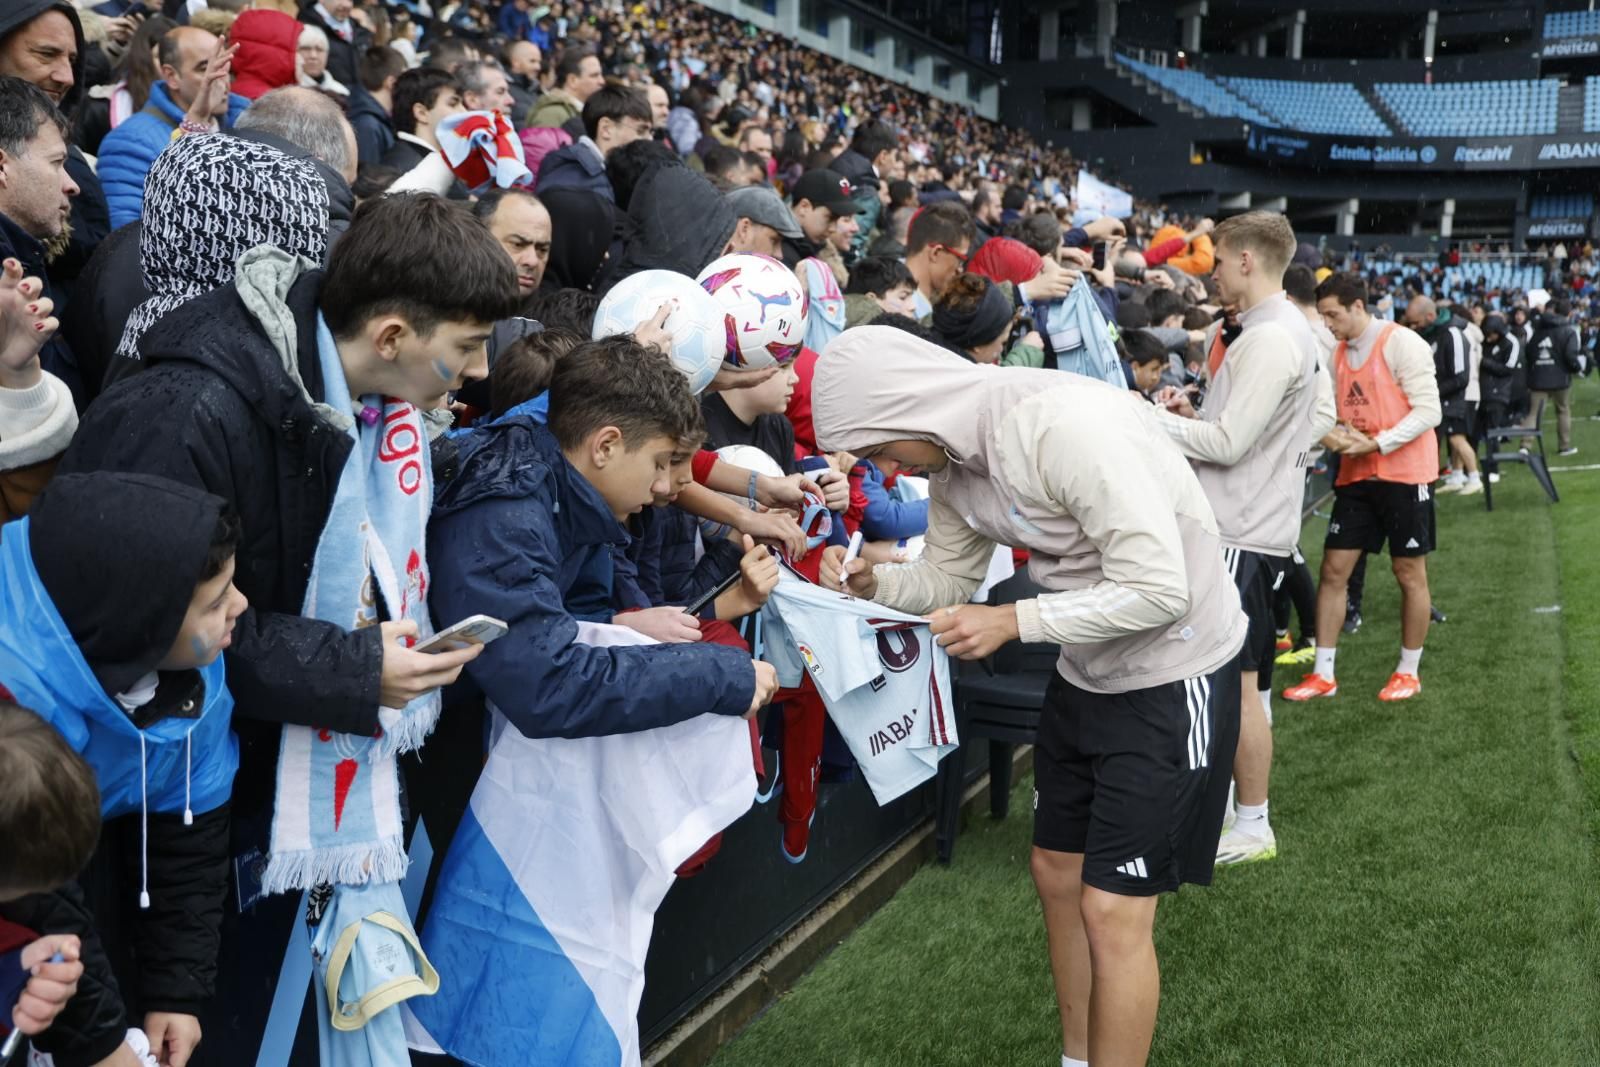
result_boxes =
[725,184,804,240]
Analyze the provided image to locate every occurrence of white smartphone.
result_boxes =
[414,614,509,654]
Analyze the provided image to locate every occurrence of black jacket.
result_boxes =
[1477,332,1524,407]
[604,163,735,289]
[57,269,387,826]
[1421,315,1470,414]
[780,231,822,272]
[296,2,370,91]
[1526,310,1583,392]
[0,210,81,408]
[0,883,126,1067]
[0,0,110,294]
[346,83,394,167]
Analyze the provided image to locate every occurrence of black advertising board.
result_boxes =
[1244,125,1600,171]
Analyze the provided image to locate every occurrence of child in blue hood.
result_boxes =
[0,471,247,1067]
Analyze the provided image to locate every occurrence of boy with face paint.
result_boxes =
[0,471,247,1067]
[815,326,1245,1067]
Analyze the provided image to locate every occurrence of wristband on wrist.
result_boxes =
[178,118,211,135]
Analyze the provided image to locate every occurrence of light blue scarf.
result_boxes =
[265,314,440,893]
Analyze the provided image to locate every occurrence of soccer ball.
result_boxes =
[592,269,725,395]
[696,253,808,369]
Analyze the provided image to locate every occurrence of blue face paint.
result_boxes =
[190,634,212,661]
[432,359,455,382]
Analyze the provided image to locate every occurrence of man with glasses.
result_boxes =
[904,201,978,318]
[534,83,652,203]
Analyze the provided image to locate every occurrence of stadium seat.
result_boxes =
[1377,79,1559,137]
[1115,55,1275,125]
[933,570,1056,865]
[1481,401,1561,511]
[1220,77,1392,135]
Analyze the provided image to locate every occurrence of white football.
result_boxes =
[592,269,725,394]
[695,253,809,369]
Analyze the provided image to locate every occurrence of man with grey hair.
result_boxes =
[458,58,515,119]
[62,86,356,405]
[233,84,358,188]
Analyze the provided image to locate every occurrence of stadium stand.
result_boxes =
[1365,259,1546,301]
[1546,8,1600,38]
[1114,55,1274,123]
[1375,80,1559,137]
[1219,76,1391,135]
[1530,192,1596,218]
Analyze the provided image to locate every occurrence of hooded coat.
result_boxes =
[606,163,735,286]
[1477,317,1524,407]
[229,8,301,99]
[74,129,348,404]
[1526,308,1583,392]
[57,253,389,778]
[0,471,238,1063]
[811,326,1246,694]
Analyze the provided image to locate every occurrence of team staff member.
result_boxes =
[1288,273,1442,704]
[815,326,1245,1067]
[1154,212,1326,867]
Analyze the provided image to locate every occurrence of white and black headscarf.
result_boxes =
[115,134,331,360]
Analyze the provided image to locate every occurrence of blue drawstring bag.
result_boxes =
[1033,282,1125,388]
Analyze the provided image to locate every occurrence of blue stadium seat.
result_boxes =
[1114,55,1274,125]
[1219,77,1392,135]
[1547,9,1600,39]
[1376,80,1559,136]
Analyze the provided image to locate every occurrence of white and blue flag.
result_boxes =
[405,623,755,1066]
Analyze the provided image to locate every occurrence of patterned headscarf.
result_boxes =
[116,134,330,360]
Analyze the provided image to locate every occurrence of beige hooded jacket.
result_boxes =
[812,327,1247,695]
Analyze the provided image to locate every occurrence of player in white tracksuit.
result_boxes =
[813,326,1246,1067]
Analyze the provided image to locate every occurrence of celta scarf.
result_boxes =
[264,314,439,893]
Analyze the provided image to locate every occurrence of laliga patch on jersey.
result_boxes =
[798,643,822,675]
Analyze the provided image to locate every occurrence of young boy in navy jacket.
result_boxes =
[428,336,778,740]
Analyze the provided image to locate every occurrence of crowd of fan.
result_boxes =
[6,0,1588,1062]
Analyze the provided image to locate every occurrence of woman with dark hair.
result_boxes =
[931,273,1044,367]
[73,13,178,155]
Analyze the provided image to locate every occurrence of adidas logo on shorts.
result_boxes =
[1115,857,1149,879]
[1405,537,1421,549]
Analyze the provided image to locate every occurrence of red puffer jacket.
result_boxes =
[229,9,300,100]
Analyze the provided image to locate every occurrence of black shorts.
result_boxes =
[1325,479,1436,557]
[1441,410,1476,438]
[1032,662,1241,896]
[1223,547,1288,684]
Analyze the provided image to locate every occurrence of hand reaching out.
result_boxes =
[0,258,57,390]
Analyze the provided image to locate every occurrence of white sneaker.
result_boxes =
[1488,472,1501,483]
[1215,823,1277,865]
[1458,478,1483,496]
[1436,474,1466,494]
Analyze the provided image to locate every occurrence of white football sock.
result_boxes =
[1397,646,1423,676]
[1314,647,1337,679]
[1064,1056,1089,1067]
[1235,800,1270,834]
